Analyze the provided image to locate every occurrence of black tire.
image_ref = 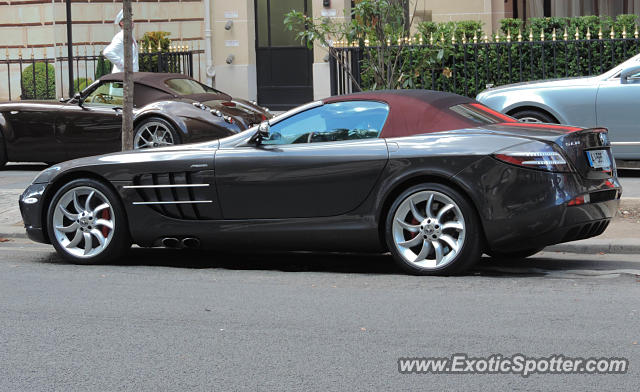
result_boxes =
[47,178,130,264]
[486,247,545,260]
[511,109,557,124]
[133,117,180,149]
[384,183,482,276]
[0,135,7,169]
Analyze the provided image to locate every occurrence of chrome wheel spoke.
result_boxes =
[83,232,92,255]
[440,234,459,252]
[66,230,83,248]
[415,240,432,261]
[55,222,78,233]
[90,229,105,247]
[72,192,83,213]
[433,241,444,265]
[93,203,109,214]
[398,235,423,248]
[436,203,454,221]
[442,221,463,231]
[84,191,95,211]
[95,219,113,230]
[396,218,419,233]
[426,194,435,219]
[409,199,425,222]
[59,205,78,220]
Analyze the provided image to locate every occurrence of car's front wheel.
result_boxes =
[47,178,130,264]
[385,183,482,275]
[133,117,179,149]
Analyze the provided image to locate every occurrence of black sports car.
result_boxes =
[19,90,621,275]
[0,72,271,167]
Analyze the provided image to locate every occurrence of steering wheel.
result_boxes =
[91,93,108,104]
[306,131,316,143]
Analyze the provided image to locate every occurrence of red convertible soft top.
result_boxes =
[323,90,488,138]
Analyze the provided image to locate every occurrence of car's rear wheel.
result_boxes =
[385,183,482,275]
[133,117,179,150]
[486,247,545,260]
[511,109,556,124]
[47,178,130,264]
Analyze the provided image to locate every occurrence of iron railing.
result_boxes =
[330,37,640,98]
[1,47,200,101]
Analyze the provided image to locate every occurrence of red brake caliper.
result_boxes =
[408,217,420,239]
[101,210,110,238]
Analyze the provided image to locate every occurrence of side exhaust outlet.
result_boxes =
[181,237,201,249]
[161,238,181,248]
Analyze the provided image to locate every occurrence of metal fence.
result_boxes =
[330,36,640,98]
[1,47,199,101]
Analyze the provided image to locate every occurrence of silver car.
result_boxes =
[477,53,640,160]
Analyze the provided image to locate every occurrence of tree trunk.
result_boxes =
[121,0,134,151]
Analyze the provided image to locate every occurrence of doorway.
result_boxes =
[255,0,313,111]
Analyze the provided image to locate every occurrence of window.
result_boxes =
[164,78,222,95]
[449,103,516,125]
[262,101,389,145]
[84,82,124,106]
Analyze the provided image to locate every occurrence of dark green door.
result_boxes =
[255,0,313,111]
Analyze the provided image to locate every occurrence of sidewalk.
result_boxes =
[1,188,639,254]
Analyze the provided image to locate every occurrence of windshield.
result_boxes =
[164,78,223,95]
[606,52,640,78]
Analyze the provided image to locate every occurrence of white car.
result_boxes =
[477,53,640,160]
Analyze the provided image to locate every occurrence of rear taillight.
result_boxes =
[493,141,572,172]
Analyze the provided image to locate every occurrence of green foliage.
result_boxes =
[285,0,437,90]
[357,14,640,97]
[141,31,171,52]
[74,77,93,92]
[417,20,483,42]
[21,62,56,100]
[95,55,112,79]
[138,31,181,73]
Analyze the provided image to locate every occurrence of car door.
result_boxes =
[214,101,390,219]
[596,71,640,160]
[55,81,124,159]
[2,103,64,162]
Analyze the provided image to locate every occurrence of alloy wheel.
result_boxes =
[134,121,175,149]
[391,190,466,270]
[518,116,543,123]
[51,186,115,259]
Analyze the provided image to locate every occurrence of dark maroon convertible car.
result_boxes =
[0,72,271,167]
[19,90,621,275]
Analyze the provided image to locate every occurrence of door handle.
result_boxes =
[10,110,19,115]
[113,107,122,116]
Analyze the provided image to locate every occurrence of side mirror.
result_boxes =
[73,92,84,106]
[620,65,640,84]
[249,121,270,144]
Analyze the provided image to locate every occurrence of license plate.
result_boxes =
[586,149,611,169]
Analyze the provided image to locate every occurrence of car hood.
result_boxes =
[33,141,220,184]
[479,76,597,95]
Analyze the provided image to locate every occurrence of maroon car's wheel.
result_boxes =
[385,183,482,275]
[133,117,180,150]
[47,178,131,264]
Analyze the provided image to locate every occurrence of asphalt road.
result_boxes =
[1,239,639,391]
